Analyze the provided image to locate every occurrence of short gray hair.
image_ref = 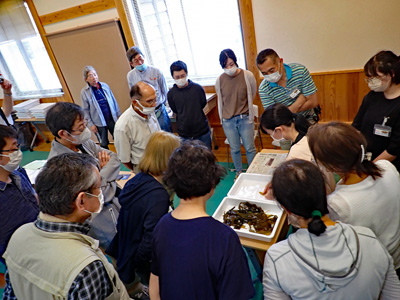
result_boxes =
[36,153,99,216]
[83,65,96,80]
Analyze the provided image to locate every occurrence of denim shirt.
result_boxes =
[80,81,121,128]
[0,168,39,264]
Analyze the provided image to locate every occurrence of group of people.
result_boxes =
[80,46,213,174]
[259,50,400,299]
[0,44,260,299]
[0,44,400,300]
[0,126,255,299]
[80,46,322,178]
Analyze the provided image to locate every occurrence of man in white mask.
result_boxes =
[46,102,121,249]
[0,125,39,269]
[126,46,172,133]
[256,48,320,124]
[167,60,212,149]
[114,81,161,172]
[3,153,130,300]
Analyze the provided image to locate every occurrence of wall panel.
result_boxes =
[210,70,370,149]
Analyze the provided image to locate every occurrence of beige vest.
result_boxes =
[3,214,130,300]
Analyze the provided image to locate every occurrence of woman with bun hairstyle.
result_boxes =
[263,159,400,300]
[308,121,400,276]
[260,103,335,194]
[353,50,400,171]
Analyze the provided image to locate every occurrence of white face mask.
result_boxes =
[83,191,104,220]
[264,64,282,83]
[224,66,238,76]
[136,99,156,115]
[270,128,286,145]
[287,213,302,229]
[271,128,292,149]
[0,149,22,172]
[368,77,390,92]
[174,77,187,87]
[67,127,91,145]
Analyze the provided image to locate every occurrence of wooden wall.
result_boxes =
[209,69,370,149]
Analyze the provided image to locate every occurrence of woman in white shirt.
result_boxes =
[263,159,400,299]
[308,121,400,276]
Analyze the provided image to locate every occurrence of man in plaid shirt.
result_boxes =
[2,153,130,300]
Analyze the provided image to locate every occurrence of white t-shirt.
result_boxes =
[114,105,160,165]
[328,159,400,269]
[287,136,336,194]
[0,109,14,126]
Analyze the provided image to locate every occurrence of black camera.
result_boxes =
[0,75,4,84]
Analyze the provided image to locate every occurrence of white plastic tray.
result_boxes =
[213,196,283,242]
[228,173,272,201]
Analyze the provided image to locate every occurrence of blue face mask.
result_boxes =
[135,63,147,72]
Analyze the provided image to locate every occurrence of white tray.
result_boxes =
[213,197,283,242]
[228,173,272,201]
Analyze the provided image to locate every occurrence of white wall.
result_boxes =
[33,0,118,34]
[32,0,400,72]
[252,0,400,72]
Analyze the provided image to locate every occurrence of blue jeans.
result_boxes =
[222,114,256,173]
[182,130,212,150]
[156,103,172,132]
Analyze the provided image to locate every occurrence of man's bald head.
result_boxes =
[130,81,156,101]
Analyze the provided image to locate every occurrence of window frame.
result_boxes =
[0,1,64,100]
[123,0,249,87]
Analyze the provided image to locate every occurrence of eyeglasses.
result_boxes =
[71,120,88,133]
[132,56,144,65]
[364,75,387,84]
[0,144,20,153]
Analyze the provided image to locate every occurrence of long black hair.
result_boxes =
[260,103,310,135]
[272,159,328,236]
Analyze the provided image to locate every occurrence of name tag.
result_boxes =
[289,89,301,99]
[374,124,391,137]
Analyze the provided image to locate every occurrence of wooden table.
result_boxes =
[203,93,217,115]
[260,149,289,154]
[116,171,135,189]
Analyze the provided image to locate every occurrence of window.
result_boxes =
[0,0,62,99]
[123,0,246,86]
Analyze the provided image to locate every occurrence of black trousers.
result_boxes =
[96,119,115,149]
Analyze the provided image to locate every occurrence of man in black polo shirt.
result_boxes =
[167,61,211,149]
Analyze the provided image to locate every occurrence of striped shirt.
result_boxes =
[2,218,112,300]
[259,63,317,117]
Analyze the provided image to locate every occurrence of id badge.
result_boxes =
[374,124,391,137]
[289,89,301,99]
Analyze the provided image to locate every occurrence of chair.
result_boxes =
[225,104,263,172]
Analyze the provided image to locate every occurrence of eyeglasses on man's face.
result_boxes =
[0,144,20,153]
[70,120,89,133]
